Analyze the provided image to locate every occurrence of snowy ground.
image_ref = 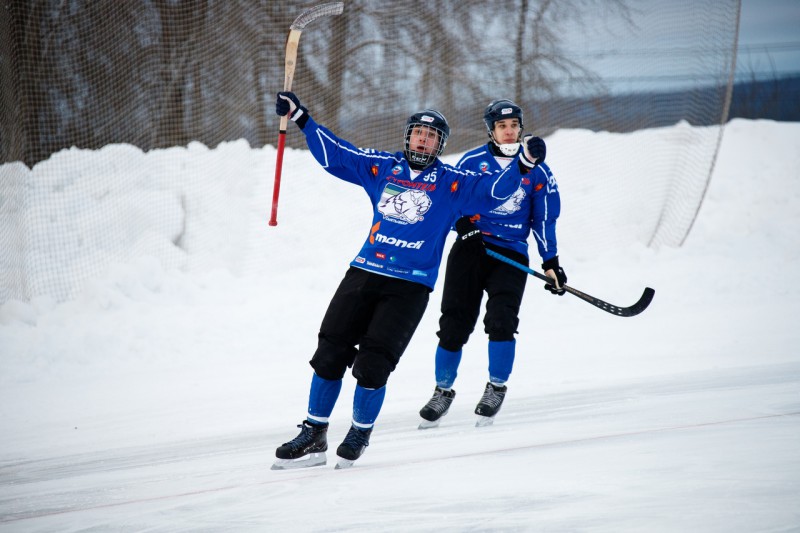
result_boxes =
[1,119,799,531]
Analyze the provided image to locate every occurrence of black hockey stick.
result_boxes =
[485,248,655,317]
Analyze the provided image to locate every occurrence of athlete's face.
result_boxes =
[492,118,521,144]
[409,125,440,154]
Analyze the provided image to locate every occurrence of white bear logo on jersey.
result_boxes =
[490,187,525,215]
[378,183,431,224]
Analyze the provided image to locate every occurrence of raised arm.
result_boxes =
[276,91,381,184]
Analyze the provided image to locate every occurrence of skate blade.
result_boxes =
[475,416,495,427]
[335,458,356,469]
[418,418,441,430]
[271,452,327,470]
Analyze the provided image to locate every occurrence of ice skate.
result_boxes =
[271,420,328,470]
[334,425,372,469]
[418,386,456,429]
[474,382,507,427]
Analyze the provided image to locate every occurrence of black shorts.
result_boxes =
[437,240,528,350]
[310,267,431,388]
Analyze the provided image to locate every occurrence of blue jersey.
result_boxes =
[300,116,529,289]
[456,143,560,262]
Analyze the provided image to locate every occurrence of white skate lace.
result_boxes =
[479,385,504,409]
[425,390,453,414]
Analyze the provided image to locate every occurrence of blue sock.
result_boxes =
[307,373,342,424]
[352,384,386,428]
[488,340,515,384]
[435,345,462,389]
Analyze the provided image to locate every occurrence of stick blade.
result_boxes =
[619,287,655,317]
[563,285,654,317]
[290,2,344,30]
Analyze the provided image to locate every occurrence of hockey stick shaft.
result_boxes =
[267,29,298,227]
[484,248,655,317]
[269,2,344,227]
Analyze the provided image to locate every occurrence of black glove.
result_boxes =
[455,216,482,244]
[276,91,309,128]
[520,135,546,167]
[541,256,567,295]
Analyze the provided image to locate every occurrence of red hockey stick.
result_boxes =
[269,2,344,227]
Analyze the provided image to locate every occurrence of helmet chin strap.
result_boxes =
[495,142,520,156]
[490,132,521,157]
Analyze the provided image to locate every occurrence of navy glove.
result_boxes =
[276,91,308,128]
[541,256,567,295]
[521,135,546,167]
[455,216,483,244]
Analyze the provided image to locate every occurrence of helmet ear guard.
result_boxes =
[403,109,450,169]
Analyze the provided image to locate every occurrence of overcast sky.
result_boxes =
[737,0,800,77]
[552,0,799,95]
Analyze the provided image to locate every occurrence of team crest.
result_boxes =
[391,165,403,175]
[479,161,491,173]
[490,187,526,215]
[378,183,431,223]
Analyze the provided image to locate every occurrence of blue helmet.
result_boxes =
[404,109,450,168]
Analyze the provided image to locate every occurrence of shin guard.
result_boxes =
[435,345,462,389]
[488,340,515,384]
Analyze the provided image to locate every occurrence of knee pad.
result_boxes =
[437,317,474,353]
[309,334,356,381]
[352,351,397,389]
[484,316,519,342]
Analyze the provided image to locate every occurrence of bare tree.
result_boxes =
[0,1,31,164]
[152,2,211,149]
[1,0,662,165]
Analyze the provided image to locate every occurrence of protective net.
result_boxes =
[0,0,740,303]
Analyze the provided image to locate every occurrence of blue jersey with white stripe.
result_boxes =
[455,143,560,262]
[300,116,528,289]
